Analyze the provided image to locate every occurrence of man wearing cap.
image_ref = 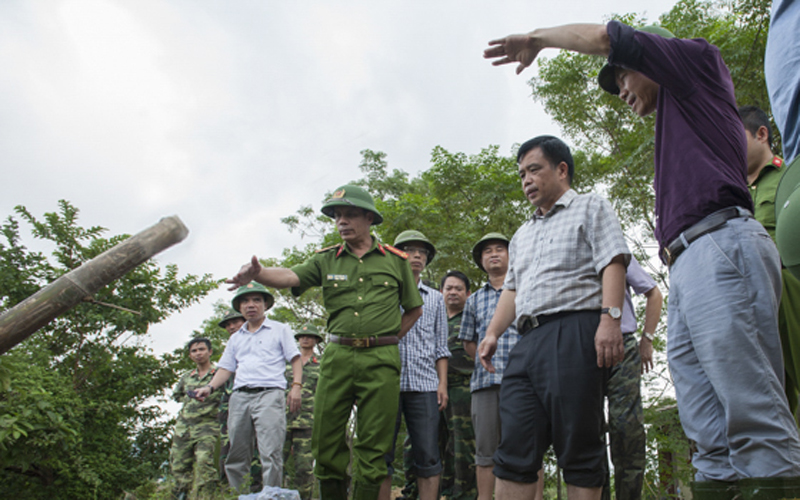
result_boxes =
[194,283,303,491]
[380,230,450,500]
[284,324,323,500]
[226,184,423,500]
[170,337,222,499]
[477,136,628,500]
[484,19,800,494]
[457,232,527,500]
[740,105,800,421]
[216,309,263,490]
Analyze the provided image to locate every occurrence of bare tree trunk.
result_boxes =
[0,216,189,354]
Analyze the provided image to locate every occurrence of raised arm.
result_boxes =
[226,255,301,290]
[484,23,610,74]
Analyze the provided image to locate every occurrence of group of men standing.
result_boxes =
[167,11,800,500]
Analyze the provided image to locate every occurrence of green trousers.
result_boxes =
[780,268,800,421]
[313,342,401,490]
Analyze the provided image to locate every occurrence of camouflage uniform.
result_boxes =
[401,313,477,500]
[219,373,263,491]
[284,356,321,500]
[170,367,223,499]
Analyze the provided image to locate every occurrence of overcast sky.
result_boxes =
[0,0,680,356]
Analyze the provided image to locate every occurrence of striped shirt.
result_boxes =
[458,283,521,392]
[399,282,451,392]
[505,189,630,329]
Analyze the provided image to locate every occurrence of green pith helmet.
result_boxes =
[294,323,324,341]
[393,229,436,264]
[598,25,676,95]
[217,308,244,328]
[472,232,510,272]
[776,155,800,280]
[320,185,383,225]
[231,282,275,312]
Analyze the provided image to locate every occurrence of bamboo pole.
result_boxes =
[0,216,189,355]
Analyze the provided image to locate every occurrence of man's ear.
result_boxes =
[756,125,770,144]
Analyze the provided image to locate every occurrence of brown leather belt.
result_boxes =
[329,334,399,348]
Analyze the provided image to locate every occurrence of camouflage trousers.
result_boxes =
[284,428,314,500]
[170,420,220,499]
[603,333,645,500]
[401,375,476,500]
[220,408,263,491]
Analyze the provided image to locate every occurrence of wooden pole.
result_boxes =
[0,216,189,355]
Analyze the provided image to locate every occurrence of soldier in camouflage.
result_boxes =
[170,337,223,499]
[602,257,662,500]
[216,309,263,491]
[439,271,477,500]
[284,324,323,500]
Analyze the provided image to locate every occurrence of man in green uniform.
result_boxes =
[227,184,424,500]
[440,270,478,500]
[740,105,800,421]
[170,337,223,500]
[216,309,263,490]
[284,324,323,500]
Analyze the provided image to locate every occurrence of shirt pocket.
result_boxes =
[322,276,354,300]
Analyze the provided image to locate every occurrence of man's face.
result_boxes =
[238,293,267,321]
[442,276,469,313]
[334,206,372,243]
[616,68,659,117]
[481,242,509,275]
[222,317,245,336]
[189,342,211,365]
[518,146,569,214]
[403,242,429,275]
[297,335,318,349]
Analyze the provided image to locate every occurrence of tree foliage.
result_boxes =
[0,201,218,499]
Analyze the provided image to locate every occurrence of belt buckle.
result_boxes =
[662,247,673,266]
[351,338,366,348]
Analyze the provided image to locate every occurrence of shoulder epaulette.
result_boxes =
[316,244,341,254]
[384,244,408,259]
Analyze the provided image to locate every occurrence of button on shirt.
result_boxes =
[399,282,450,392]
[217,318,300,391]
[458,283,521,392]
[504,189,630,328]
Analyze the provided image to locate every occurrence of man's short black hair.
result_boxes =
[440,270,470,291]
[739,105,773,148]
[187,337,212,352]
[516,135,575,184]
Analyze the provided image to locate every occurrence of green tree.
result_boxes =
[0,201,218,499]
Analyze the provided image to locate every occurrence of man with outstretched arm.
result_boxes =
[226,185,423,500]
[484,20,800,497]
[478,135,629,500]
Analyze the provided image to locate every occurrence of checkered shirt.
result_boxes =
[458,283,521,392]
[505,189,630,329]
[399,282,451,392]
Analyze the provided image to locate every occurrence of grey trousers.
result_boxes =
[226,389,285,489]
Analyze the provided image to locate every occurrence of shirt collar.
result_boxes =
[533,188,576,218]
[338,236,383,258]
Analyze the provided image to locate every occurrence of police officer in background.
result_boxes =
[227,185,423,500]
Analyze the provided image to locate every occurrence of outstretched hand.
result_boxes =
[226,255,262,291]
[484,34,541,74]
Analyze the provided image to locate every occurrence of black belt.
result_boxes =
[235,386,280,393]
[662,206,751,266]
[329,334,399,348]
[518,311,577,334]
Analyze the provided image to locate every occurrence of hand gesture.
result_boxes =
[226,255,262,290]
[478,336,498,373]
[484,34,541,74]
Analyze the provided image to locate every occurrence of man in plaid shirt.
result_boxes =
[458,232,524,500]
[380,230,451,500]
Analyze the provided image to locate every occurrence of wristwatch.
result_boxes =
[642,331,655,342]
[601,307,622,320]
